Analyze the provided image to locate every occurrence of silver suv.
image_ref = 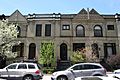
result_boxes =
[51,63,106,80]
[0,62,43,80]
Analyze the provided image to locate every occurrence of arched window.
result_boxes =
[94,25,103,37]
[76,25,85,37]
[17,26,21,37]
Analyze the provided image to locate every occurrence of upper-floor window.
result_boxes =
[36,24,42,36]
[17,26,21,37]
[107,25,114,30]
[45,24,51,36]
[76,25,85,37]
[94,25,103,37]
[62,25,70,30]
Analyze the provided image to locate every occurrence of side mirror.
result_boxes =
[6,68,8,72]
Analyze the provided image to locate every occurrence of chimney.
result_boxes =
[87,8,90,20]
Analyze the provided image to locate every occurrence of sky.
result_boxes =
[0,0,120,15]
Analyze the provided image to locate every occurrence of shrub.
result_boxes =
[107,54,120,70]
[70,47,99,64]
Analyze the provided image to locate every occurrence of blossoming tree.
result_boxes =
[0,20,19,58]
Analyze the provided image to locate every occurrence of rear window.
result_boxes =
[28,64,35,69]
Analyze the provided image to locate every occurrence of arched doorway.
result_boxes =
[28,43,36,59]
[91,43,99,58]
[60,43,67,60]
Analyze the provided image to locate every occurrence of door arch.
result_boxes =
[60,43,67,60]
[28,43,36,59]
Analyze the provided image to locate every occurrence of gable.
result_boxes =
[78,8,87,14]
[73,8,104,20]
[89,9,104,20]
[8,10,27,23]
[74,8,88,20]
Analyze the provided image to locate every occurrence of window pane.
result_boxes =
[107,25,114,30]
[94,26,102,37]
[76,25,85,37]
[28,64,35,69]
[45,24,51,36]
[62,25,70,30]
[18,64,27,69]
[7,64,17,69]
[36,24,42,36]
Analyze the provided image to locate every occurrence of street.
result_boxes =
[42,72,114,80]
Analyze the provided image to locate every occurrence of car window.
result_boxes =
[37,64,42,69]
[72,65,84,70]
[84,64,101,69]
[18,64,27,69]
[7,64,17,69]
[28,64,35,69]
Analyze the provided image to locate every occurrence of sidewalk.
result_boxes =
[42,74,52,80]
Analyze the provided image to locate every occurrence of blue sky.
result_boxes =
[0,0,120,15]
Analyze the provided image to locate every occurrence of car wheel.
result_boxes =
[23,75,33,80]
[57,76,68,80]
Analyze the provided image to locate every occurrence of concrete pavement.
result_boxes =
[42,74,51,80]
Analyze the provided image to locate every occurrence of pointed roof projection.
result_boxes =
[89,8,104,20]
[78,8,87,14]
[74,8,88,20]
[89,9,99,14]
[8,10,27,23]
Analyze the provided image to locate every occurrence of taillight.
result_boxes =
[35,70,40,74]
[104,68,107,74]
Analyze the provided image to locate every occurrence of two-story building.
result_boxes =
[1,8,120,67]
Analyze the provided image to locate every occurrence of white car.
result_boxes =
[75,76,119,80]
[114,69,120,74]
[51,63,106,80]
[0,62,43,80]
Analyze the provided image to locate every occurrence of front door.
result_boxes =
[28,43,36,59]
[60,43,67,60]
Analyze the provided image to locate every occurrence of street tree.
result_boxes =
[39,41,55,67]
[0,20,19,58]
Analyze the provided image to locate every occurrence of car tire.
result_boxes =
[23,75,33,80]
[57,76,68,80]
[93,74,103,76]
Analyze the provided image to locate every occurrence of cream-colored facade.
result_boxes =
[3,9,120,63]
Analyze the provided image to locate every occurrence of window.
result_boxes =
[104,43,116,58]
[84,64,101,69]
[17,26,21,37]
[12,45,20,52]
[94,25,103,37]
[62,25,70,30]
[45,24,51,36]
[72,65,84,70]
[107,25,114,30]
[73,43,85,51]
[36,24,42,36]
[7,64,17,69]
[28,64,35,69]
[76,25,85,37]
[18,64,27,69]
